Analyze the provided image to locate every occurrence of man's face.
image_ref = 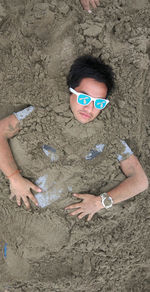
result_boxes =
[70,78,108,124]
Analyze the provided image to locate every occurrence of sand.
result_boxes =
[0,0,150,291]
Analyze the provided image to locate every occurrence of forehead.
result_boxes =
[75,78,108,98]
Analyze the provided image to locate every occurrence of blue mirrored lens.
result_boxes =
[78,94,91,105]
[95,99,107,109]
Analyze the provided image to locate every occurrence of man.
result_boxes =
[0,55,148,221]
[80,0,100,13]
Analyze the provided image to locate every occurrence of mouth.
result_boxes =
[79,111,92,119]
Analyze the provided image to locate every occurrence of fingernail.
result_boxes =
[88,10,92,13]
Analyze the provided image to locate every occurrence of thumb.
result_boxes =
[31,183,42,192]
[73,193,84,199]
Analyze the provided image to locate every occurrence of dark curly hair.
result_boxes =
[67,55,115,97]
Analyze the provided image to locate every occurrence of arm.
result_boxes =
[0,114,41,208]
[107,155,149,204]
[65,155,148,221]
[80,0,100,13]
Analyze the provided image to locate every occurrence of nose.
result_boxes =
[84,101,94,112]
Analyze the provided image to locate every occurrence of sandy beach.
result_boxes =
[0,0,149,291]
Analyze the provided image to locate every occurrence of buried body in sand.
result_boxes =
[0,55,148,221]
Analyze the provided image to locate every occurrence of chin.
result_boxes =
[79,120,89,124]
[76,117,92,124]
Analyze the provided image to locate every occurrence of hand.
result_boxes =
[80,0,100,13]
[9,175,42,209]
[65,193,103,221]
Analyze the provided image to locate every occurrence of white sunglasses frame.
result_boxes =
[69,87,109,109]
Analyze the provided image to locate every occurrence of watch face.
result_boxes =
[104,197,112,207]
[101,193,113,208]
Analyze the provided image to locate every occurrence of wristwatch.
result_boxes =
[100,193,113,209]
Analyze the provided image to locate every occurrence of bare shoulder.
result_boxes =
[0,114,20,139]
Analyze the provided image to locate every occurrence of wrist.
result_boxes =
[95,196,104,210]
[8,171,22,182]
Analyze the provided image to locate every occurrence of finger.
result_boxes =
[81,0,90,11]
[87,213,94,221]
[28,193,39,206]
[22,197,30,209]
[90,0,97,9]
[65,203,81,210]
[73,193,85,199]
[16,196,21,206]
[30,183,42,193]
[69,209,82,216]
[78,212,86,219]
[95,0,100,6]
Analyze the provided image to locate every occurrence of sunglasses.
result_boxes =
[69,88,109,110]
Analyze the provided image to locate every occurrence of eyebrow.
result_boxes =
[80,91,105,99]
[80,90,89,95]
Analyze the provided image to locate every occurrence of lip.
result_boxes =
[79,111,92,119]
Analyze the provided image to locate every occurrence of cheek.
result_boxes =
[70,96,78,110]
[94,108,101,117]
[70,95,74,106]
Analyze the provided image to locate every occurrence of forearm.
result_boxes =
[0,114,22,179]
[0,114,41,208]
[67,156,148,221]
[107,174,148,205]
[0,137,20,178]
